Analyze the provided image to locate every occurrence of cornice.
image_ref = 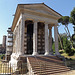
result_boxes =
[11,3,61,31]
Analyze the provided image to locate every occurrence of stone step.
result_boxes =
[36,56,63,61]
[28,56,70,75]
[30,63,65,66]
[34,70,70,75]
[32,67,70,71]
[29,58,64,63]
[32,66,69,70]
[33,69,69,73]
[32,64,65,68]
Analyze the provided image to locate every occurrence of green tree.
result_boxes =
[63,37,72,56]
[70,7,75,48]
[52,37,55,53]
[70,7,75,25]
[52,43,55,53]
[58,31,63,50]
[58,16,71,38]
[58,36,62,50]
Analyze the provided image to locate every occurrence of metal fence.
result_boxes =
[0,62,28,75]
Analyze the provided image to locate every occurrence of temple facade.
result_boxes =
[6,3,62,66]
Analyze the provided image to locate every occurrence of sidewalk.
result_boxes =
[52,70,75,75]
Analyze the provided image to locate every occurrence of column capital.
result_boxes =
[49,26,52,29]
[21,16,27,22]
[54,23,58,27]
[33,19,39,23]
[44,22,49,25]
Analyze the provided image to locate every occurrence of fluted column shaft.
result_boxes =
[54,25,60,55]
[49,27,53,55]
[44,23,49,55]
[32,21,38,55]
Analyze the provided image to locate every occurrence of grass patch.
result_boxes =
[59,50,75,60]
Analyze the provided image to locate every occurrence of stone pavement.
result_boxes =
[52,70,75,75]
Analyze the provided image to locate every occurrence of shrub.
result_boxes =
[52,43,55,53]
[0,54,5,59]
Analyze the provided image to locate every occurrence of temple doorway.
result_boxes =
[27,21,33,54]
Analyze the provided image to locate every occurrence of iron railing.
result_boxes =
[0,62,28,75]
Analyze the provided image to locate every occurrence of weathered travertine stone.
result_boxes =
[44,23,49,55]
[49,27,53,55]
[32,21,38,55]
[20,14,25,55]
[8,3,62,73]
[54,25,60,55]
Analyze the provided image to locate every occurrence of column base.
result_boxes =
[55,52,60,56]
[50,52,53,55]
[49,50,53,55]
[32,52,38,56]
[44,52,50,55]
[49,49,53,55]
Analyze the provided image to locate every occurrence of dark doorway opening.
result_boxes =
[27,23,33,54]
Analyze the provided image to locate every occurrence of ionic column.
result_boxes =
[32,21,38,55]
[44,23,49,55]
[20,14,25,55]
[54,25,60,55]
[49,27,53,55]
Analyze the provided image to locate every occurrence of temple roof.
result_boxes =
[11,3,62,31]
[18,3,62,16]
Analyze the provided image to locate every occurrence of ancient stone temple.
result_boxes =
[6,3,70,75]
[11,3,61,56]
[9,3,61,64]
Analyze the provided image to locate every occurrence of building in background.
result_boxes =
[5,27,13,61]
[0,35,7,54]
[2,35,7,48]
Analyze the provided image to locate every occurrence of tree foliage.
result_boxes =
[58,16,72,48]
[58,16,70,38]
[58,16,70,25]
[60,35,75,56]
[70,7,75,25]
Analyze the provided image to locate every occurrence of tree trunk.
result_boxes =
[57,30,63,49]
[65,24,73,48]
[65,25,71,38]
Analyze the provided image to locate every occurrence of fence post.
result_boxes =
[1,64,2,72]
[10,63,11,74]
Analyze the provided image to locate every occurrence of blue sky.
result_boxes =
[0,0,75,44]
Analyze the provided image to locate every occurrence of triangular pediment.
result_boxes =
[18,3,62,18]
[12,3,62,31]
